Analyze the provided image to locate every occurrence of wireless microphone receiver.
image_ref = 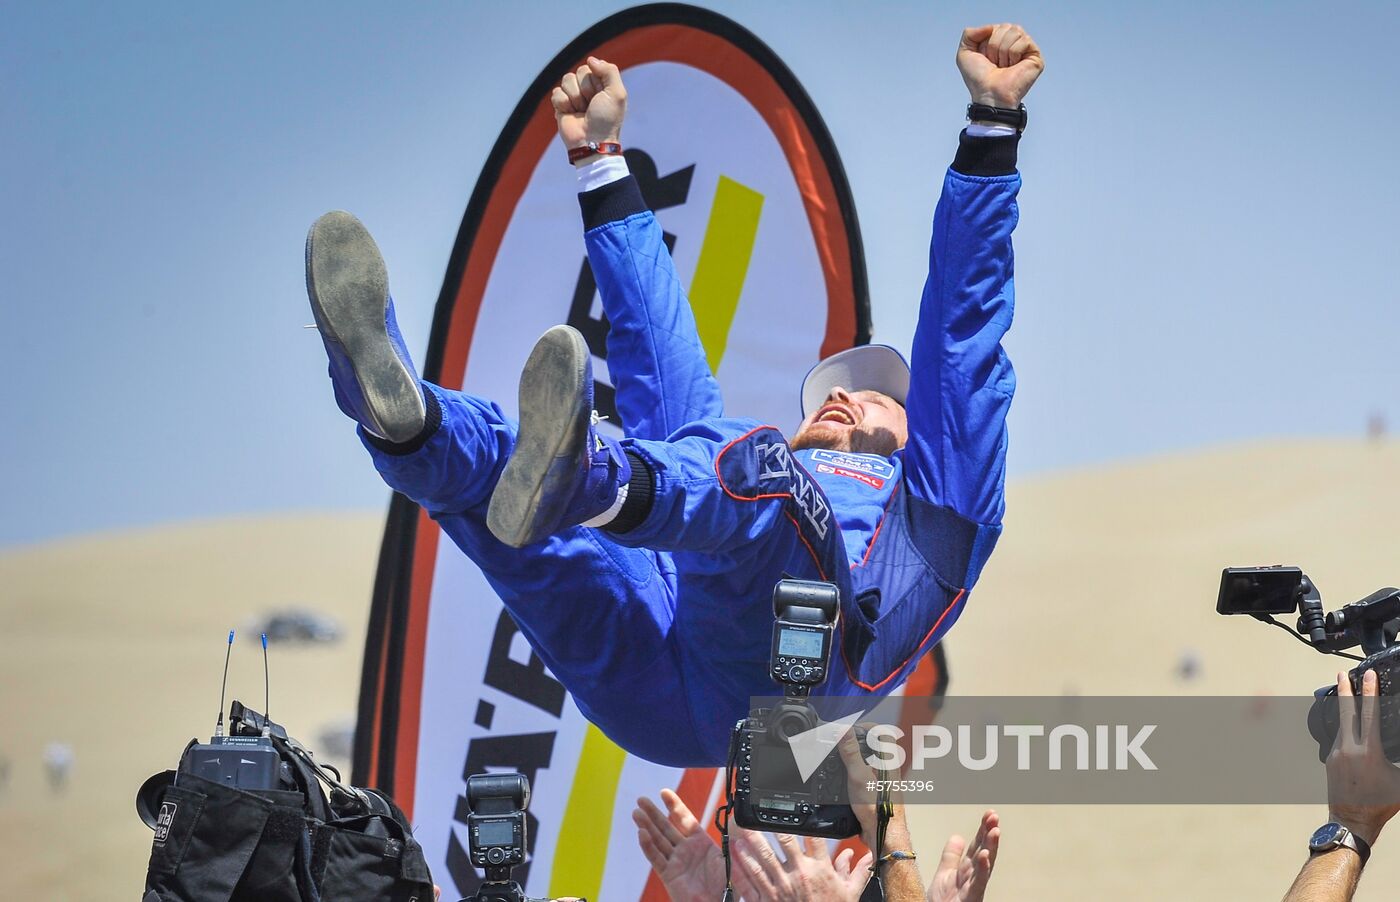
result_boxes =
[176,629,286,791]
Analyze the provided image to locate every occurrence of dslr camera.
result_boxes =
[729,579,861,839]
[1216,565,1400,761]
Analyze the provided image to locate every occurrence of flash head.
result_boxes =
[466,773,530,814]
[773,579,839,621]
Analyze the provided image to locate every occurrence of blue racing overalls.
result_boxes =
[364,132,1021,766]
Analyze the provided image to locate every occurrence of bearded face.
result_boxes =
[789,386,908,458]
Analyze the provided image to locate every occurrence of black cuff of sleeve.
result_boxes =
[578,175,648,231]
[605,450,655,534]
[951,131,1020,177]
[364,385,441,456]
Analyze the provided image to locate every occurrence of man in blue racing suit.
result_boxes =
[303,23,1043,766]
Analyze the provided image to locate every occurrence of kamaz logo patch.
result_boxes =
[757,441,792,481]
[756,441,831,540]
[791,468,831,540]
[154,801,177,845]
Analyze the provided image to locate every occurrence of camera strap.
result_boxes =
[857,786,894,902]
[715,721,744,901]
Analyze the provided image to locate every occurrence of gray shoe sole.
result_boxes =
[487,326,591,548]
[305,211,425,443]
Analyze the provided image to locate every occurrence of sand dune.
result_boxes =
[2,439,1398,900]
[0,514,382,900]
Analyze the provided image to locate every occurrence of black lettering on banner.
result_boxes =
[565,148,696,427]
[483,610,566,716]
[446,610,568,895]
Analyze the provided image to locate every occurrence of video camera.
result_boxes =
[729,579,861,839]
[1216,565,1400,761]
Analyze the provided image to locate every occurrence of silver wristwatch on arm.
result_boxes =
[1309,822,1371,867]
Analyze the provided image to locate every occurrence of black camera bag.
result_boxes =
[140,732,432,901]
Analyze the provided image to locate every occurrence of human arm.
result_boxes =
[837,731,924,900]
[1282,669,1400,901]
[836,729,1001,901]
[552,57,723,438]
[899,24,1042,586]
[1281,851,1362,902]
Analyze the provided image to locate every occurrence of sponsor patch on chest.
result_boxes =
[806,450,894,489]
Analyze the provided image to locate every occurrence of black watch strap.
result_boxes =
[966,102,1027,132]
[1350,831,1372,866]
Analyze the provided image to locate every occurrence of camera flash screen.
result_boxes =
[779,628,823,659]
[477,820,514,847]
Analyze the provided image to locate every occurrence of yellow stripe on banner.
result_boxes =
[689,175,765,371]
[547,175,762,900]
[548,724,628,900]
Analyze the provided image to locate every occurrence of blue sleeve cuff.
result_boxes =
[578,175,648,231]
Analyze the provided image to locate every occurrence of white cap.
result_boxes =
[800,344,911,418]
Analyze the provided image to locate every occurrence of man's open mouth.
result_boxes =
[815,404,856,426]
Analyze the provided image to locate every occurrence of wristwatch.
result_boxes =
[966,102,1027,132]
[1308,822,1371,866]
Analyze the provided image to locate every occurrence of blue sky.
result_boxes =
[4,1,1398,545]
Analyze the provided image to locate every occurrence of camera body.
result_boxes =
[1217,567,1400,762]
[1308,644,1400,763]
[731,580,861,839]
[732,706,862,837]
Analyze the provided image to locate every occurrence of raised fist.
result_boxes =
[956,24,1044,108]
[551,56,627,159]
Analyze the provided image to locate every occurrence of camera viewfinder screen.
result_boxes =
[1217,567,1302,615]
[778,627,823,660]
[477,820,515,847]
[751,744,803,791]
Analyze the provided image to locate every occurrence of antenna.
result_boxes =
[261,632,271,737]
[215,630,235,738]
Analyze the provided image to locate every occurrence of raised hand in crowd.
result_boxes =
[633,788,726,902]
[634,786,874,901]
[926,810,1000,902]
[728,828,871,902]
[1327,669,1400,848]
